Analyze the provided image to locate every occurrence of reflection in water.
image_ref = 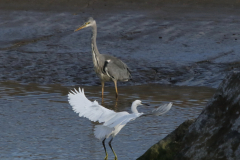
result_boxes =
[101,97,119,110]
[0,81,215,160]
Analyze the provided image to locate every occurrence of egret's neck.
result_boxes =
[131,103,139,114]
[91,23,100,56]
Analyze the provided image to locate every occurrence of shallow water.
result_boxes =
[0,81,215,160]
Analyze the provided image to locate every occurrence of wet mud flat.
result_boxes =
[0,1,240,88]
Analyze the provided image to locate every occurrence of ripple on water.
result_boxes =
[0,82,215,160]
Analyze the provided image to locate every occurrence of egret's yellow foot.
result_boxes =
[112,150,117,160]
[104,153,108,160]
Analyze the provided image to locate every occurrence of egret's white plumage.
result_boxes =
[151,103,172,116]
[69,88,115,123]
[68,87,172,159]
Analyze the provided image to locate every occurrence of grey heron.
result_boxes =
[68,87,172,160]
[74,17,131,99]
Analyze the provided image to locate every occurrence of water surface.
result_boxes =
[0,82,215,160]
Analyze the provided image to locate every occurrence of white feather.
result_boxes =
[68,87,172,140]
[103,112,129,126]
[151,102,172,116]
[106,113,142,128]
[68,88,116,123]
[94,125,114,140]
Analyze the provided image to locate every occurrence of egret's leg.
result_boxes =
[109,138,117,160]
[102,138,108,160]
[113,80,118,99]
[101,81,105,98]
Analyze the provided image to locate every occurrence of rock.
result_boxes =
[137,72,240,160]
[178,71,240,160]
[137,119,195,160]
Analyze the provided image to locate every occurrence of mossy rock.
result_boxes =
[138,72,240,160]
[137,119,195,160]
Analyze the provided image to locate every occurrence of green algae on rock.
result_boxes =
[137,119,195,160]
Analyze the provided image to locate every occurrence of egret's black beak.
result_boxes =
[141,103,150,106]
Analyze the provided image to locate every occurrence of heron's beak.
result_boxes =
[141,103,150,106]
[74,24,87,32]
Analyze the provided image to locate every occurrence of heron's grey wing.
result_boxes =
[151,102,173,116]
[104,58,131,81]
[68,88,117,123]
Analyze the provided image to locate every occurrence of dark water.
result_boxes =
[0,82,215,160]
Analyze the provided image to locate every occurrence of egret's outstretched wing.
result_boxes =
[68,88,117,123]
[104,113,143,128]
[141,102,172,117]
[151,102,172,116]
[103,112,129,126]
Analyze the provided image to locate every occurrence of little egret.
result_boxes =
[74,17,131,99]
[68,87,172,160]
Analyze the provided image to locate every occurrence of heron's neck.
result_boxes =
[131,103,139,114]
[91,24,100,56]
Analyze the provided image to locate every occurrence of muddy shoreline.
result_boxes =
[0,1,240,88]
[1,0,240,11]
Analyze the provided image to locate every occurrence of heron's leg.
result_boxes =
[102,138,108,160]
[101,81,105,98]
[114,100,118,109]
[113,80,118,99]
[109,137,117,160]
